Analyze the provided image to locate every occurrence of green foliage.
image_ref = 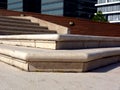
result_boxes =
[92,11,108,22]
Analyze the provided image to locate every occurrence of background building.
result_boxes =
[8,0,23,11]
[0,0,7,9]
[8,0,41,13]
[95,0,120,23]
[23,0,41,13]
[41,0,64,16]
[1,0,96,19]
[41,0,97,19]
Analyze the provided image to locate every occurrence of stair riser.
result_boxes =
[0,21,48,29]
[0,28,56,33]
[0,27,51,32]
[29,56,120,72]
[0,22,48,29]
[0,40,119,49]
[0,54,28,71]
[0,17,31,22]
[0,53,119,72]
[0,31,56,35]
[0,22,39,27]
[0,19,36,24]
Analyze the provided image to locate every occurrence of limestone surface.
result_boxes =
[0,61,119,90]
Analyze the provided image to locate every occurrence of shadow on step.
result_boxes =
[91,62,120,73]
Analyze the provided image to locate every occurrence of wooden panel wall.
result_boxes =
[0,9,120,37]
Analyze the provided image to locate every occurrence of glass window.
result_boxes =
[108,14,120,21]
[8,0,23,11]
[42,2,63,11]
[42,9,63,16]
[42,0,63,4]
[97,5,120,12]
[41,0,63,16]
[98,0,106,4]
[98,0,120,3]
[107,0,120,3]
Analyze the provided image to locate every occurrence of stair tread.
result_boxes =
[0,22,48,29]
[0,21,39,26]
[0,16,31,21]
[0,26,51,32]
[0,18,32,24]
[0,29,56,33]
[0,44,119,62]
[0,44,119,72]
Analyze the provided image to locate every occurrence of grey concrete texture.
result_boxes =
[0,40,120,50]
[0,34,119,49]
[0,61,120,90]
[0,44,120,62]
[0,34,120,41]
[0,44,119,72]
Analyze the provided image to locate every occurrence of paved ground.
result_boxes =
[0,61,120,90]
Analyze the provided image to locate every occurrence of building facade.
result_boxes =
[8,0,23,11]
[7,0,41,13]
[23,0,41,13]
[95,0,120,23]
[0,0,7,9]
[41,0,64,16]
[2,0,96,19]
[41,0,97,19]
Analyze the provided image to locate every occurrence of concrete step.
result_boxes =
[0,21,48,29]
[0,44,119,72]
[0,17,34,25]
[0,20,37,26]
[0,26,53,32]
[0,34,119,49]
[0,16,31,22]
[0,18,37,24]
[0,29,57,34]
[0,30,56,35]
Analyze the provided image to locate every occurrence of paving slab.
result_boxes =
[0,61,120,90]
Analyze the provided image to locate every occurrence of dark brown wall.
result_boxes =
[0,9,120,37]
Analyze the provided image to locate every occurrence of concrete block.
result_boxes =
[35,41,56,49]
[0,34,119,49]
[99,41,120,47]
[0,40,35,47]
[19,40,35,47]
[83,56,119,71]
[0,54,28,71]
[0,44,119,72]
[28,62,84,72]
[56,41,84,49]
[83,41,99,48]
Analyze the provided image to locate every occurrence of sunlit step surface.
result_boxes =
[0,44,119,72]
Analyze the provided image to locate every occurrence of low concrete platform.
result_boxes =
[0,44,119,72]
[0,61,120,90]
[0,34,120,49]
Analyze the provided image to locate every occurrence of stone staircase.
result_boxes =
[0,16,57,35]
[0,34,120,49]
[0,34,119,72]
[0,16,119,72]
